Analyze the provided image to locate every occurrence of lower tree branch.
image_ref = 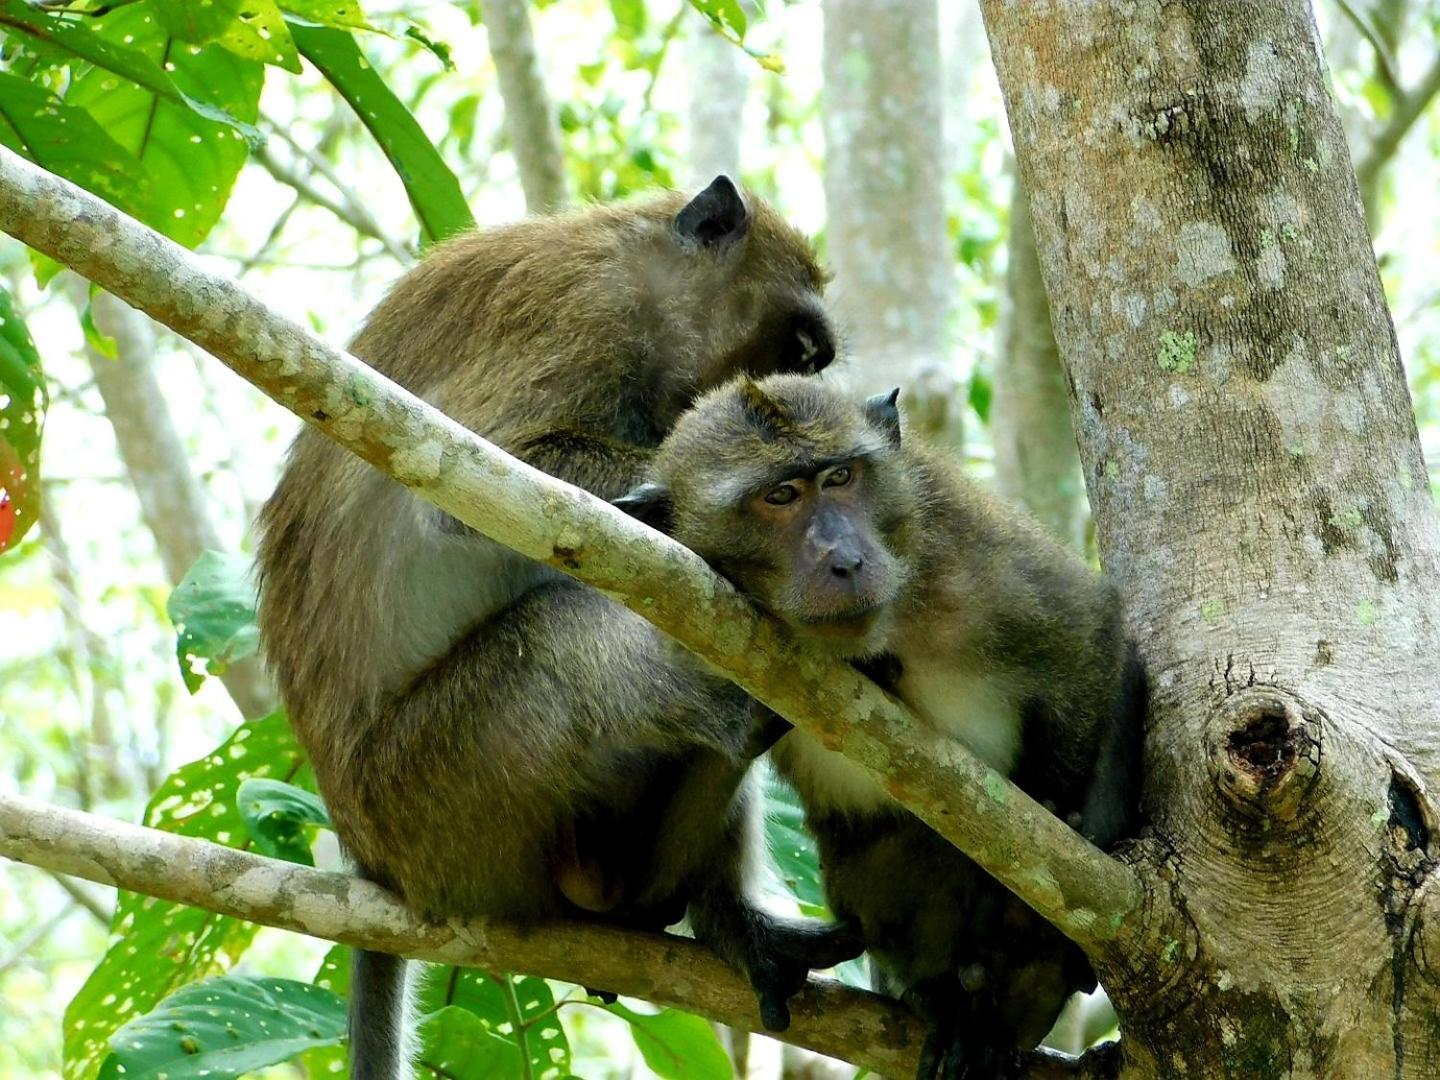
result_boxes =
[0,792,921,1076]
[0,147,1144,957]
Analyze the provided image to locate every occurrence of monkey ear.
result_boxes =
[674,175,750,250]
[864,387,902,447]
[613,482,675,533]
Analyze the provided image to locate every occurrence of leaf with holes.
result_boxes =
[0,0,258,137]
[280,0,380,33]
[290,22,473,246]
[0,72,157,226]
[0,284,46,555]
[63,714,309,1080]
[764,766,828,917]
[167,550,260,694]
[416,968,570,1079]
[100,976,345,1080]
[147,0,300,71]
[417,1007,525,1079]
[65,5,262,248]
[604,1002,732,1080]
[237,777,331,865]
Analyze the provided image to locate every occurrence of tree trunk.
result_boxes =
[479,0,569,214]
[991,179,1086,548]
[70,283,275,721]
[982,2,1440,1074]
[685,15,748,187]
[821,0,959,446]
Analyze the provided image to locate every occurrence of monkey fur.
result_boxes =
[256,179,861,1079]
[618,373,1145,1080]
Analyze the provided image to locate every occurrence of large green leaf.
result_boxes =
[147,0,301,72]
[604,1002,731,1080]
[0,72,156,225]
[417,969,569,1079]
[100,976,345,1080]
[0,1,257,137]
[65,5,263,248]
[281,0,380,33]
[63,714,308,1080]
[237,777,331,865]
[765,767,827,917]
[417,1007,526,1079]
[0,284,46,555]
[167,550,260,695]
[290,22,473,246]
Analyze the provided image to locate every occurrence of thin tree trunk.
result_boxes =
[991,180,1086,549]
[821,0,959,446]
[685,15,748,186]
[479,0,569,214]
[67,282,275,720]
[983,2,1440,1073]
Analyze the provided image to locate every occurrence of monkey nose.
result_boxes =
[829,554,864,580]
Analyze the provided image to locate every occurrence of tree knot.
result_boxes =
[1208,687,1321,826]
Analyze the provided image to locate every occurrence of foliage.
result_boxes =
[0,283,44,553]
[166,550,260,694]
[66,713,308,1080]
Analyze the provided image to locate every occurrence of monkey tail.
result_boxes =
[350,948,412,1080]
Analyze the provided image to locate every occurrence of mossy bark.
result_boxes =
[982,2,1440,1074]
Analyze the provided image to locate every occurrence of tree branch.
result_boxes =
[0,791,922,1076]
[0,145,1142,955]
[1356,52,1440,224]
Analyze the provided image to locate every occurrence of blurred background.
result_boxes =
[1,1,1437,1076]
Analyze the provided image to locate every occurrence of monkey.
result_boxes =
[615,373,1145,1080]
[256,178,863,1080]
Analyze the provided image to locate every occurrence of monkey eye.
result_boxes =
[764,483,801,506]
[822,466,853,488]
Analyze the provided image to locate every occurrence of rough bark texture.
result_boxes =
[821,0,960,445]
[992,181,1087,548]
[0,145,1141,955]
[685,15,748,187]
[982,2,1440,1074]
[479,0,569,213]
[66,282,275,720]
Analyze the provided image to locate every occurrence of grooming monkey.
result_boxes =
[257,179,861,1079]
[617,374,1145,1080]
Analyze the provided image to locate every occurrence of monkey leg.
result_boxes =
[688,777,864,1032]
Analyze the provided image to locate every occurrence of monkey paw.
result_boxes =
[747,917,865,1033]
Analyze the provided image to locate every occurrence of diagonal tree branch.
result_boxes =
[0,145,1146,958]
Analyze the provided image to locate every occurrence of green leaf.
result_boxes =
[290,22,473,246]
[167,550,260,695]
[147,0,301,72]
[609,0,647,39]
[417,1007,526,1079]
[0,0,258,138]
[79,289,119,361]
[404,23,453,69]
[969,367,994,425]
[0,72,157,225]
[63,714,308,1080]
[604,1002,731,1080]
[416,969,569,1079]
[0,283,46,555]
[237,777,331,865]
[103,976,344,1080]
[764,767,828,917]
[280,0,380,33]
[65,5,263,248]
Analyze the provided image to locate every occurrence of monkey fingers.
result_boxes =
[745,916,865,1032]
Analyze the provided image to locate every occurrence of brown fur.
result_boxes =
[256,183,855,1079]
[630,374,1145,1080]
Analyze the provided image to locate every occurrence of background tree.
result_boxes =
[1,0,1439,1077]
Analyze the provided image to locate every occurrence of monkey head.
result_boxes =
[642,177,838,425]
[617,374,917,658]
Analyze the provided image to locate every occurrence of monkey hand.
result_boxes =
[744,916,865,1032]
[905,969,1022,1080]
